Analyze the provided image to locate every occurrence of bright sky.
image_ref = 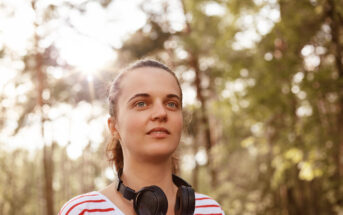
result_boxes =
[0,0,280,161]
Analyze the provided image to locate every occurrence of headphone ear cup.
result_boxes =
[134,186,168,215]
[185,186,195,215]
[175,188,182,215]
[174,186,195,215]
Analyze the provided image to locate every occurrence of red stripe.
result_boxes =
[196,204,220,208]
[66,200,106,215]
[79,208,115,215]
[59,194,99,215]
[196,197,211,200]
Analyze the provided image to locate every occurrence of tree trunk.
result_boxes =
[189,54,217,188]
[43,145,54,215]
[180,0,217,189]
[327,0,343,207]
[191,110,200,190]
[33,0,54,213]
[36,48,54,215]
[327,0,343,178]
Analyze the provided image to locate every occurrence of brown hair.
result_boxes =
[106,59,182,173]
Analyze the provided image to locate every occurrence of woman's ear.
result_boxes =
[108,117,120,139]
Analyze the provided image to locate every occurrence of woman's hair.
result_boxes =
[106,59,183,173]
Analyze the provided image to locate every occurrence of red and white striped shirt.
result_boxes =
[59,191,225,215]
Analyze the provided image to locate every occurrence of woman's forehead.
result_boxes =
[119,67,181,98]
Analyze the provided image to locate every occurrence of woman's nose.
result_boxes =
[151,102,167,121]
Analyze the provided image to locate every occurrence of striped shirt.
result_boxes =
[59,191,225,215]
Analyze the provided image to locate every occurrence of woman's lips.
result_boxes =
[147,127,170,138]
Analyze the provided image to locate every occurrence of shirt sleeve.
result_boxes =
[194,193,226,215]
[58,192,115,215]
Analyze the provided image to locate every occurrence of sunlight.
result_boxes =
[0,0,34,55]
[0,0,144,158]
[233,1,280,50]
[2,102,107,160]
[195,148,208,165]
[202,1,226,16]
[58,34,115,75]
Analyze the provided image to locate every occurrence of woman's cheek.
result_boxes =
[126,115,145,133]
[174,113,183,134]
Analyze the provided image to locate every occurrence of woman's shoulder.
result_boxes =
[195,192,226,215]
[58,191,120,215]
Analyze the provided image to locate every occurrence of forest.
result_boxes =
[0,0,343,214]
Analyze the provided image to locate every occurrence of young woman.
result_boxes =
[59,59,225,215]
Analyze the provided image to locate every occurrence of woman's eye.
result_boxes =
[167,102,178,108]
[136,101,147,107]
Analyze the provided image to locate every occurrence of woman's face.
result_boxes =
[113,67,183,162]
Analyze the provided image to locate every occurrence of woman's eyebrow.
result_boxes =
[127,93,181,103]
[166,94,181,101]
[128,93,150,103]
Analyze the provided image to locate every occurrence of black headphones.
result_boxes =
[117,169,195,215]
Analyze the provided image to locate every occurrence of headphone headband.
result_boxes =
[117,169,136,200]
[117,169,192,201]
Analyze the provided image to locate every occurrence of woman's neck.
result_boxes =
[121,157,174,191]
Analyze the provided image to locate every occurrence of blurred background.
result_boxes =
[0,0,343,214]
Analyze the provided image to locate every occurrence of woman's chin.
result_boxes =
[141,146,177,161]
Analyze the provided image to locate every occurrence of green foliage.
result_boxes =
[114,0,343,213]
